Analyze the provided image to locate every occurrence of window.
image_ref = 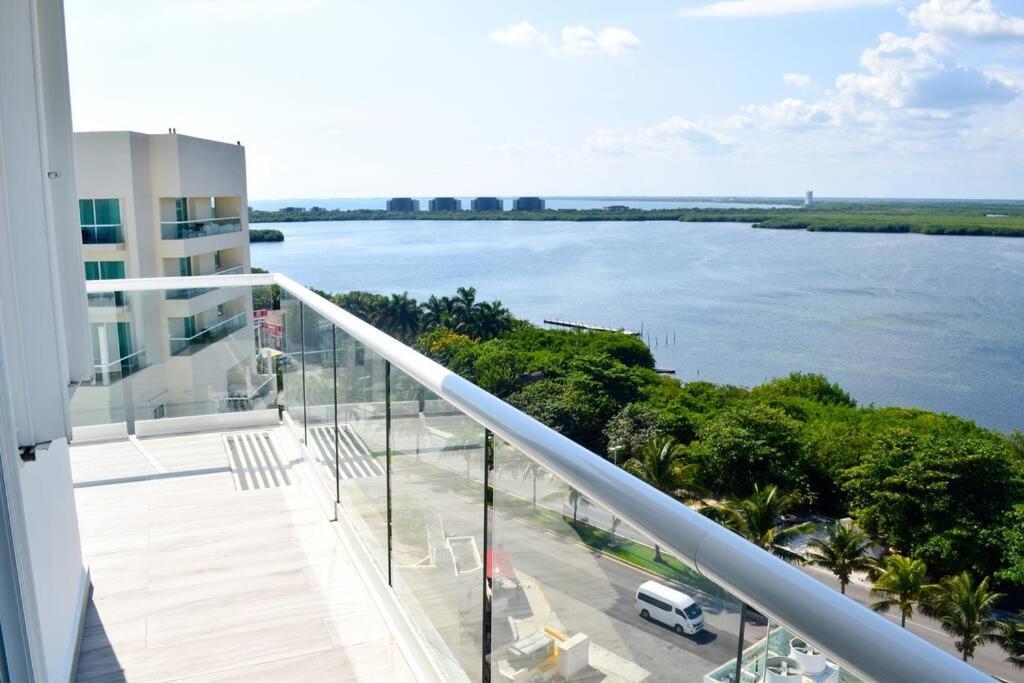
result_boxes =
[178,257,193,277]
[153,405,166,420]
[175,197,188,222]
[84,261,125,281]
[638,593,671,611]
[678,604,703,619]
[79,198,120,226]
[213,250,221,269]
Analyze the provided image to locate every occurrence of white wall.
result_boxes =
[18,439,88,682]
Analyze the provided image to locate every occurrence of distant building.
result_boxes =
[804,191,814,207]
[471,197,504,211]
[386,197,420,212]
[513,196,545,211]
[429,197,462,212]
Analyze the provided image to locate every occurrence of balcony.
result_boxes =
[160,217,242,240]
[81,223,124,245]
[70,273,991,683]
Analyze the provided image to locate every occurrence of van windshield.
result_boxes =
[683,604,702,620]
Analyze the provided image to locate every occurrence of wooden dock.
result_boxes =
[543,319,641,336]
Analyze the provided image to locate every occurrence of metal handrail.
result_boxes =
[168,311,247,343]
[81,273,990,682]
[158,216,242,225]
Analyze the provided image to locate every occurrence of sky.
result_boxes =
[64,0,1024,200]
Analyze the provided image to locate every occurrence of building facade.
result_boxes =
[513,196,545,211]
[386,197,420,211]
[71,132,266,439]
[429,197,462,211]
[470,197,503,211]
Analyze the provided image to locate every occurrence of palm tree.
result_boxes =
[517,458,548,511]
[378,292,420,342]
[998,613,1024,670]
[624,436,703,563]
[452,286,477,331]
[804,522,876,595]
[623,436,703,502]
[924,572,1005,662]
[567,487,589,529]
[471,300,514,340]
[703,484,813,563]
[420,295,455,331]
[870,554,928,627]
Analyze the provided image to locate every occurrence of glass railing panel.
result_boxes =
[159,217,242,240]
[489,437,752,682]
[70,285,275,440]
[81,224,124,244]
[389,366,485,682]
[298,306,336,492]
[333,326,389,569]
[280,289,305,431]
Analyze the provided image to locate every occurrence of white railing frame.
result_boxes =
[82,273,991,683]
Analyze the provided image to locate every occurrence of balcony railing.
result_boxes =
[164,265,246,299]
[81,223,124,244]
[89,348,147,385]
[75,273,990,683]
[159,217,242,240]
[169,311,248,355]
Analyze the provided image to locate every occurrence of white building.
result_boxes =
[71,132,269,440]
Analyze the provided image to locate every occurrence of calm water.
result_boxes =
[249,197,790,211]
[252,220,1024,432]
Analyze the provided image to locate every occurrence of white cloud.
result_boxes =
[561,26,642,56]
[586,116,735,156]
[490,23,640,57]
[783,72,813,88]
[835,32,1018,112]
[908,0,1024,40]
[679,0,891,18]
[740,98,836,127]
[488,21,549,49]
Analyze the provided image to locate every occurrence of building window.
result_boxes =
[178,257,193,277]
[175,197,188,222]
[84,260,126,306]
[213,250,221,269]
[79,198,123,243]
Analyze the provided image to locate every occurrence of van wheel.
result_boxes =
[640,609,650,620]
[674,624,685,635]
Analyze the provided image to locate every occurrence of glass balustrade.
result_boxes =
[159,217,242,240]
[69,275,980,683]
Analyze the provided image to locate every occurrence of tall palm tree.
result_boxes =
[517,458,548,511]
[924,572,1005,662]
[624,436,703,563]
[567,487,589,529]
[452,286,477,331]
[378,292,420,342]
[420,295,455,331]
[870,554,928,627]
[998,613,1024,670]
[804,522,876,595]
[471,300,514,340]
[703,484,813,563]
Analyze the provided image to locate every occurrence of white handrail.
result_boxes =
[92,347,146,370]
[168,311,246,343]
[81,273,991,683]
[158,216,242,225]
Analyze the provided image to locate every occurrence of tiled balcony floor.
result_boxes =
[70,428,415,682]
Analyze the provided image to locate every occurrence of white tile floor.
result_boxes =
[71,429,416,682]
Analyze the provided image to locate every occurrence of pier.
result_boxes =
[543,319,641,336]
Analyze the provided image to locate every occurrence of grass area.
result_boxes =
[250,201,1024,237]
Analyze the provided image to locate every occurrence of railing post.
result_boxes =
[385,360,393,587]
[332,325,339,506]
[299,302,307,444]
[482,428,493,683]
[734,602,747,683]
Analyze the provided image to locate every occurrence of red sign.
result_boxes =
[253,309,270,319]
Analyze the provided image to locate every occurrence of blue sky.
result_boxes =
[65,0,1024,200]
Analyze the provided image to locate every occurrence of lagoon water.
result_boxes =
[252,220,1024,432]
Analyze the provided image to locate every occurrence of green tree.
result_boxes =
[507,375,618,453]
[567,487,589,529]
[843,429,1020,578]
[870,554,928,627]
[420,295,456,331]
[377,292,421,342]
[804,522,876,594]
[751,372,856,407]
[603,403,661,463]
[703,484,812,563]
[693,403,811,498]
[623,436,703,502]
[924,572,1005,662]
[470,300,514,340]
[451,286,477,331]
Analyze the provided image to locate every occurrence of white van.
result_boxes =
[635,580,704,635]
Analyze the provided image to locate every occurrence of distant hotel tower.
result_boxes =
[429,197,462,212]
[386,197,420,212]
[471,197,503,211]
[804,190,814,207]
[513,196,545,211]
